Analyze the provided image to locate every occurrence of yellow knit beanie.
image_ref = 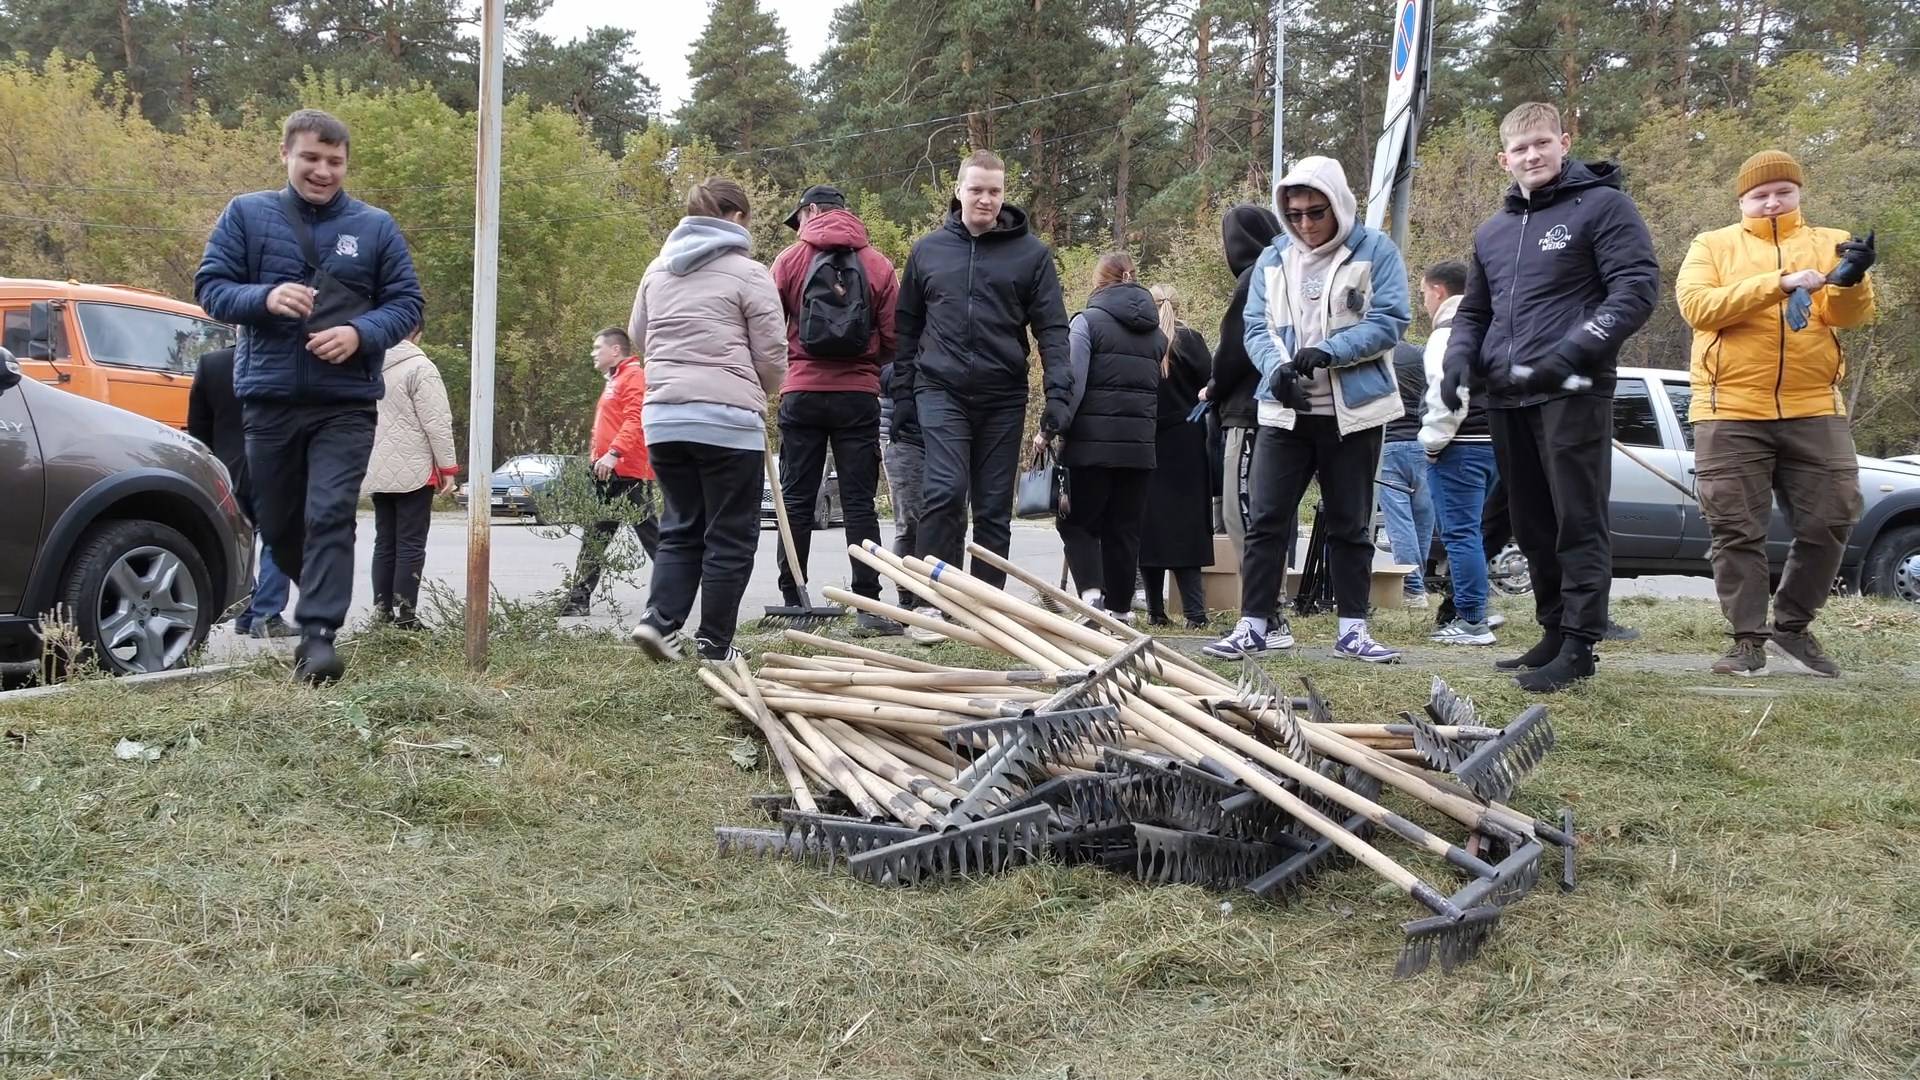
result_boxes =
[1735,150,1804,196]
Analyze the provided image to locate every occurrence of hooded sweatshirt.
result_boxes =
[1209,205,1284,429]
[1442,159,1659,409]
[770,208,900,395]
[1243,156,1411,437]
[1057,281,1166,469]
[630,216,788,451]
[891,201,1072,415]
[1275,159,1360,413]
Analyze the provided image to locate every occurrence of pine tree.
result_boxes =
[681,0,812,184]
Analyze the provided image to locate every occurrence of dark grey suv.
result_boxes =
[0,348,254,674]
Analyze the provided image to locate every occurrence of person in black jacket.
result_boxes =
[1439,101,1659,692]
[1203,204,1284,557]
[1139,285,1215,627]
[893,150,1071,624]
[186,347,293,639]
[1038,253,1164,618]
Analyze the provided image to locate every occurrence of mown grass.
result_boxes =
[3,600,1919,1080]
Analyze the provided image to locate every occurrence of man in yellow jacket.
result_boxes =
[1676,150,1876,678]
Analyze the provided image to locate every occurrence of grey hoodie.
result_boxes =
[630,216,788,450]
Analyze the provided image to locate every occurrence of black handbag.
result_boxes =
[1014,444,1065,519]
[278,189,373,334]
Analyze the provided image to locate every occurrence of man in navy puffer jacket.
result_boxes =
[195,108,424,683]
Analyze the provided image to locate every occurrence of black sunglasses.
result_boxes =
[1283,205,1332,224]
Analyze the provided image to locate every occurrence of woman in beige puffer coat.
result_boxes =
[364,330,459,627]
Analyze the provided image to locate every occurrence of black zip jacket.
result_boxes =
[185,347,250,504]
[1208,204,1282,428]
[1444,159,1659,409]
[892,200,1071,414]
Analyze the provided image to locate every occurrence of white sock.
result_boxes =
[1244,616,1268,635]
[1338,617,1365,638]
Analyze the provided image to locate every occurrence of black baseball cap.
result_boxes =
[784,184,847,229]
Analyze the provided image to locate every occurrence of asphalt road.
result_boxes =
[206,512,1715,654]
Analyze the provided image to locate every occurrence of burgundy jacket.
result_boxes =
[770,208,899,394]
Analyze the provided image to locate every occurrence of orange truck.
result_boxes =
[0,278,235,429]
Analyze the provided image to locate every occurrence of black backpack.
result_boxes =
[798,247,873,358]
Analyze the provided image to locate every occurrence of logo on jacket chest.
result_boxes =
[334,234,360,258]
[1537,224,1572,252]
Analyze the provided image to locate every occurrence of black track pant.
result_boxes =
[1488,395,1613,643]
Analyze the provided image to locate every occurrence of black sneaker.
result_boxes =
[1514,638,1595,693]
[293,632,344,685]
[1768,629,1839,678]
[559,595,591,618]
[854,611,905,636]
[1602,620,1641,642]
[628,613,692,663]
[696,636,745,664]
[1495,631,1562,672]
[250,615,296,639]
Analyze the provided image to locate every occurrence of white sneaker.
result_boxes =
[1334,626,1402,663]
[1402,591,1431,610]
[1488,613,1508,630]
[1430,619,1496,646]
[906,607,947,645]
[1201,617,1289,658]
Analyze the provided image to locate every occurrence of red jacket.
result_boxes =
[770,208,899,394]
[591,357,653,479]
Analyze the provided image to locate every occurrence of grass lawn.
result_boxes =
[3,596,1918,1079]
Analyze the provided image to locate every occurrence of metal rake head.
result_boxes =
[1035,635,1160,714]
[1050,821,1137,866]
[1453,705,1556,803]
[944,705,1125,769]
[1100,748,1240,833]
[1128,824,1300,890]
[1450,839,1546,911]
[1405,709,1471,771]
[1233,654,1321,770]
[1244,806,1375,902]
[992,772,1129,829]
[1396,904,1505,977]
[845,804,1052,886]
[778,810,923,864]
[1426,675,1481,728]
[758,603,848,631]
[945,731,1049,823]
[1297,675,1336,726]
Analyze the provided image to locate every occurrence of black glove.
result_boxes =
[1266,365,1308,410]
[1509,343,1587,393]
[1288,346,1332,380]
[1439,357,1470,413]
[1827,230,1876,288]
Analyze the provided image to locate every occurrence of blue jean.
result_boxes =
[1377,439,1435,594]
[1429,441,1500,623]
[237,491,289,629]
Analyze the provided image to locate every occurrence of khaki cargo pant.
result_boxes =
[1694,416,1862,641]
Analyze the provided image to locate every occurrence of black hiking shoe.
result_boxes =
[1514,638,1595,693]
[294,631,344,685]
[1495,631,1563,672]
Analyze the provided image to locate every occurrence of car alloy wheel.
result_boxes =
[95,544,201,673]
[1894,550,1920,605]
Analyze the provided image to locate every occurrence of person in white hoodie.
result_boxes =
[1416,260,1501,646]
[362,322,459,629]
[1201,156,1411,663]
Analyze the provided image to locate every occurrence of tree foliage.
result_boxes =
[1,0,1918,454]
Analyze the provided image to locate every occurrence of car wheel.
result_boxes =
[1861,523,1920,606]
[1488,542,1533,596]
[58,520,214,675]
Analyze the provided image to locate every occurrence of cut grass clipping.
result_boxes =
[2,596,1918,1079]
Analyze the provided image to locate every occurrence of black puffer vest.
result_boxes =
[1063,283,1165,469]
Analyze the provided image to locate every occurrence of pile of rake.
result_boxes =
[705,540,1576,977]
